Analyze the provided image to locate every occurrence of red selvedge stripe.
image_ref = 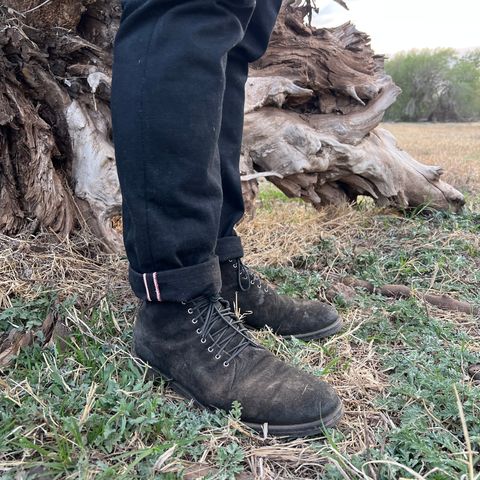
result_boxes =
[143,273,152,302]
[153,272,162,302]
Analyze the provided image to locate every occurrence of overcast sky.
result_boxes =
[313,0,480,56]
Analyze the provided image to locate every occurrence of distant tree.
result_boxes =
[385,49,480,122]
[464,49,480,68]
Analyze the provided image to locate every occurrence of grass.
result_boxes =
[1,123,480,479]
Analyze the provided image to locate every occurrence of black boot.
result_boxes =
[133,296,343,437]
[220,259,343,340]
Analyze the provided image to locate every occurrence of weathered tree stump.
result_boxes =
[0,0,464,252]
[241,3,465,212]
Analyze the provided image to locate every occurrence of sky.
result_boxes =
[312,0,480,56]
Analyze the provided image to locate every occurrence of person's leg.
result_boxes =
[112,0,254,302]
[112,0,343,436]
[215,0,284,262]
[215,0,343,339]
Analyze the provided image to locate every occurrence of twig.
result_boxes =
[453,385,475,480]
[22,0,52,15]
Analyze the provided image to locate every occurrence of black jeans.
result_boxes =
[111,0,282,302]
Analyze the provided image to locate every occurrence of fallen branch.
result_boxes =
[331,277,479,315]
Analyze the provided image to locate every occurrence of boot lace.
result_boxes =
[185,295,257,367]
[229,258,269,293]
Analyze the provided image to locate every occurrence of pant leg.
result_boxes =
[215,0,284,263]
[111,0,256,302]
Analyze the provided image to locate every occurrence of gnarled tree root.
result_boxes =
[333,277,479,315]
[241,2,464,212]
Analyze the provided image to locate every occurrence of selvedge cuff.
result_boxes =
[129,257,221,303]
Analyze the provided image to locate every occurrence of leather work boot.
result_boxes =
[133,296,343,437]
[220,259,343,340]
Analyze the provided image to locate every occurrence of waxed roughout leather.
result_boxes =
[133,297,343,436]
[220,260,343,340]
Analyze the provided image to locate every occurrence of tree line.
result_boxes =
[385,48,480,122]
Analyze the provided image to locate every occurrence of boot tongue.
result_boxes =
[199,296,255,359]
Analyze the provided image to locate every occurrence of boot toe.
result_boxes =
[242,376,343,435]
[234,352,343,434]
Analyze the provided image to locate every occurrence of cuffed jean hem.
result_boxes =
[129,257,221,303]
[215,235,244,262]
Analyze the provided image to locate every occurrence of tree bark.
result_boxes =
[0,0,465,252]
[0,0,122,250]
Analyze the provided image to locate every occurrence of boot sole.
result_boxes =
[133,347,343,437]
[282,315,344,341]
[244,401,344,437]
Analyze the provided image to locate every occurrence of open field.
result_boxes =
[384,122,480,198]
[1,123,479,479]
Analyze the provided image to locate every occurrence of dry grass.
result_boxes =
[240,120,480,280]
[0,232,130,309]
[0,208,396,478]
[237,202,359,269]
[237,123,480,477]
[383,122,480,195]
[237,194,480,464]
[0,219,391,477]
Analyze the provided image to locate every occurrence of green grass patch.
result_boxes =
[1,200,480,479]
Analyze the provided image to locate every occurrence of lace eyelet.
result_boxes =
[181,301,186,305]
[215,354,221,360]
[201,338,206,344]
[264,288,269,293]
[196,329,202,334]
[233,263,237,269]
[187,308,193,314]
[208,347,214,353]
[192,319,198,324]
[257,283,262,288]
[223,361,230,367]
[250,280,255,285]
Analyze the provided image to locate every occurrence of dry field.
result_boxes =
[1,123,479,479]
[383,122,480,196]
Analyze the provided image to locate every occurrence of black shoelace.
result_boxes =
[230,258,269,293]
[185,295,256,367]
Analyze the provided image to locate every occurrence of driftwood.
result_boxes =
[0,0,465,251]
[242,3,464,212]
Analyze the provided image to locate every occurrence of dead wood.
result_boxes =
[326,283,356,305]
[379,285,412,299]
[468,364,480,384]
[0,1,122,249]
[0,0,465,252]
[242,1,465,212]
[339,277,479,315]
[423,294,478,315]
